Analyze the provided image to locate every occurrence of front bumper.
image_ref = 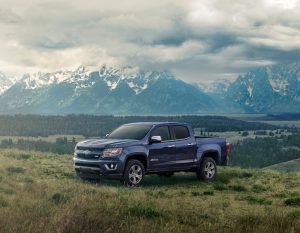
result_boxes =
[73,157,124,180]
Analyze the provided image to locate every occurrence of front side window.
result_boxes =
[173,126,190,140]
[108,124,152,140]
[151,126,171,141]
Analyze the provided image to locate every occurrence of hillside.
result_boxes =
[265,158,300,172]
[0,149,299,233]
[229,135,300,168]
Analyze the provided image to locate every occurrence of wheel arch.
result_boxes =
[201,150,220,165]
[125,153,148,172]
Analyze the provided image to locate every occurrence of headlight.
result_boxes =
[74,145,78,156]
[103,148,123,157]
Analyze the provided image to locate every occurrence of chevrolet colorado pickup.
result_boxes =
[74,122,230,186]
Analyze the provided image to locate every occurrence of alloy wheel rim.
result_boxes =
[129,165,143,184]
[204,161,215,178]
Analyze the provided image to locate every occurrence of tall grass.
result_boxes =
[0,149,299,233]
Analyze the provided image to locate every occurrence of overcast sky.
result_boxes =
[1,0,300,83]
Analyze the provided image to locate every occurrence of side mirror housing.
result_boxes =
[150,136,162,143]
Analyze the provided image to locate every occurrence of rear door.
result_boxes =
[148,125,177,171]
[170,125,197,168]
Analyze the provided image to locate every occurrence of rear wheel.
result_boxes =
[196,157,217,182]
[123,160,145,187]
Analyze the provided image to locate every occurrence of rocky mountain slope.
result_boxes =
[225,63,300,112]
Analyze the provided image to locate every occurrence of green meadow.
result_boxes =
[0,149,299,233]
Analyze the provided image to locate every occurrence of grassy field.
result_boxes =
[0,149,299,233]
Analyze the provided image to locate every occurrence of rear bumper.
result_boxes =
[73,157,124,180]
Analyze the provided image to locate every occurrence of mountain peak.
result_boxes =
[97,65,175,93]
[0,72,13,94]
[74,64,87,74]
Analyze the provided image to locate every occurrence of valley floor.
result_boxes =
[0,149,299,233]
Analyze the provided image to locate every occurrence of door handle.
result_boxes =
[168,145,176,148]
[187,143,195,146]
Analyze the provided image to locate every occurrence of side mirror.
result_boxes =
[105,134,109,137]
[150,136,162,143]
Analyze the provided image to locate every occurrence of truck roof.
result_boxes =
[124,122,189,126]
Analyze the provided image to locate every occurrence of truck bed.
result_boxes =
[195,136,226,145]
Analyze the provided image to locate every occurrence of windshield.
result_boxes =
[107,124,153,140]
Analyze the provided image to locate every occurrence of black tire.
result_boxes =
[158,172,174,178]
[123,160,145,187]
[196,157,217,182]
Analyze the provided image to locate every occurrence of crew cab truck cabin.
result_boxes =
[73,122,229,186]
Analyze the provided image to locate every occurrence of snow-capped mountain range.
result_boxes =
[0,63,300,114]
[0,65,216,114]
[12,65,171,93]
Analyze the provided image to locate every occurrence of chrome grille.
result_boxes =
[75,147,104,160]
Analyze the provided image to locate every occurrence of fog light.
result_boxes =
[105,163,117,170]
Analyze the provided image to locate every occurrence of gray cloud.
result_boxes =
[0,0,300,82]
[0,8,21,24]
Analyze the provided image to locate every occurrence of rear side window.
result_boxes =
[173,126,190,140]
[151,126,171,141]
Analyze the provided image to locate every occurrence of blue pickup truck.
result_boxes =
[74,122,229,186]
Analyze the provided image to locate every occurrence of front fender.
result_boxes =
[119,145,149,170]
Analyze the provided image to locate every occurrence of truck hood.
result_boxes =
[76,138,140,148]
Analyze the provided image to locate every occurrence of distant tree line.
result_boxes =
[264,113,300,121]
[230,134,300,168]
[0,114,278,137]
[0,137,76,154]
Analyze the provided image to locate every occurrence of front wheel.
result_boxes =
[123,160,145,187]
[196,157,217,182]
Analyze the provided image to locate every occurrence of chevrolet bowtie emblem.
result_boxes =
[80,150,91,155]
